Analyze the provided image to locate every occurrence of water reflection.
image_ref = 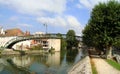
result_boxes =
[0,49,83,74]
[66,50,78,64]
[12,55,33,67]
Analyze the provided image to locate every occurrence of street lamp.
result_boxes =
[43,23,47,34]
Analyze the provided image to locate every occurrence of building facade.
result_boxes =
[12,38,61,52]
[0,26,5,35]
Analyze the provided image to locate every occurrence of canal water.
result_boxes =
[0,49,83,74]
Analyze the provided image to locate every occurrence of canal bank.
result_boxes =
[68,56,92,74]
[0,49,53,55]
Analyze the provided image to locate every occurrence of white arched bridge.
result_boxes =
[0,34,82,49]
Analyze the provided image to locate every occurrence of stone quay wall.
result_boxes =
[68,56,92,74]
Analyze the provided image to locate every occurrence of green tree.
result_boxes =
[66,30,78,49]
[56,33,67,50]
[82,1,120,59]
[56,33,62,38]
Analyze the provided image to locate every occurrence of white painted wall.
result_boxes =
[1,28,5,35]
[48,39,61,52]
[12,40,32,50]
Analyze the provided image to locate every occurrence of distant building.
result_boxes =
[34,32,45,35]
[33,31,45,37]
[0,26,5,35]
[25,31,30,36]
[12,38,61,52]
[32,38,61,51]
[5,28,24,36]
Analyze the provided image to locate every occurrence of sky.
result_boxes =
[0,0,119,36]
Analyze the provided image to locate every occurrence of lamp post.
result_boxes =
[44,23,47,34]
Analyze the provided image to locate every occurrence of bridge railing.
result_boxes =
[4,35,61,48]
[4,36,32,48]
[3,34,82,48]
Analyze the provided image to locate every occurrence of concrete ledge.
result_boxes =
[68,56,92,74]
[1,49,20,55]
[1,49,55,55]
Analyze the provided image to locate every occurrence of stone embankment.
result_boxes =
[1,49,20,55]
[68,56,92,74]
[1,49,45,55]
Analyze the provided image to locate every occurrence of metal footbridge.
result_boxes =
[3,34,82,48]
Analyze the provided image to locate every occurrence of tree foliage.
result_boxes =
[56,33,67,50]
[66,30,78,49]
[56,33,62,38]
[82,1,120,58]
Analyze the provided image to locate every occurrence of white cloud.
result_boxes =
[0,0,67,15]
[37,15,84,35]
[79,0,92,8]
[76,4,83,8]
[66,16,84,35]
[9,16,18,21]
[77,0,111,9]
[67,16,81,27]
[37,16,67,27]
[17,23,32,27]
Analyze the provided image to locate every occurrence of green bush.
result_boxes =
[30,44,43,50]
[50,47,55,50]
[49,47,55,53]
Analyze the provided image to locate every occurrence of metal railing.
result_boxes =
[3,34,82,48]
[4,35,60,48]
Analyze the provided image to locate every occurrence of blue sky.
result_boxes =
[0,0,116,35]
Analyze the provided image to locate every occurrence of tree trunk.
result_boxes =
[106,46,112,59]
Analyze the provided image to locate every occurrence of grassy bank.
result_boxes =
[90,58,98,74]
[106,59,120,70]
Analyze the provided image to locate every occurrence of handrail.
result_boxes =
[4,35,61,48]
[3,34,82,48]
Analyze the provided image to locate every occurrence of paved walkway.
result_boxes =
[92,58,120,74]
